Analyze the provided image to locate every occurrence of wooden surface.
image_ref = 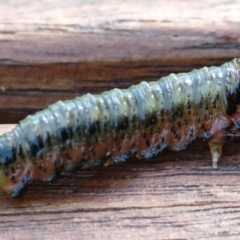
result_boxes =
[1,0,240,239]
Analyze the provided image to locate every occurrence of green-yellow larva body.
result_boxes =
[0,58,240,197]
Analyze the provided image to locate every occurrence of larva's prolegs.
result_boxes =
[209,143,223,169]
[0,58,240,197]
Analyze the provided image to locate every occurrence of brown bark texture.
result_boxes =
[0,0,240,239]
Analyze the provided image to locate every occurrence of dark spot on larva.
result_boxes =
[188,110,191,115]
[222,135,231,141]
[143,132,146,138]
[26,170,31,179]
[199,102,202,108]
[103,122,107,128]
[161,137,165,143]
[95,120,101,132]
[204,103,208,110]
[145,139,150,147]
[222,134,240,142]
[44,132,52,146]
[236,118,240,129]
[174,131,179,139]
[202,132,213,140]
[38,164,43,170]
[11,175,16,183]
[158,109,164,117]
[117,116,129,131]
[186,100,191,109]
[212,98,217,108]
[37,151,44,159]
[177,121,181,128]
[225,83,240,115]
[177,109,182,117]
[189,128,194,137]
[200,124,204,129]
[60,128,69,143]
[74,125,81,136]
[156,144,161,150]
[113,136,118,142]
[130,143,136,148]
[131,115,136,123]
[18,145,24,159]
[11,166,15,174]
[183,119,188,125]
[89,123,96,135]
[150,127,153,133]
[121,133,125,139]
[171,108,182,122]
[223,124,232,131]
[196,116,201,123]
[150,116,156,124]
[67,127,74,139]
[0,147,17,166]
[64,151,71,159]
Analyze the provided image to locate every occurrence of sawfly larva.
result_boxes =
[0,58,240,197]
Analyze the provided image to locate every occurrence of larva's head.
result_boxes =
[0,137,28,197]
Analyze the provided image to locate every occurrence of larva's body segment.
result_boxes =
[0,58,240,197]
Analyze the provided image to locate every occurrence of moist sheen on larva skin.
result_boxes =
[0,58,240,197]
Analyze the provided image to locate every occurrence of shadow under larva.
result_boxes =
[0,58,240,197]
